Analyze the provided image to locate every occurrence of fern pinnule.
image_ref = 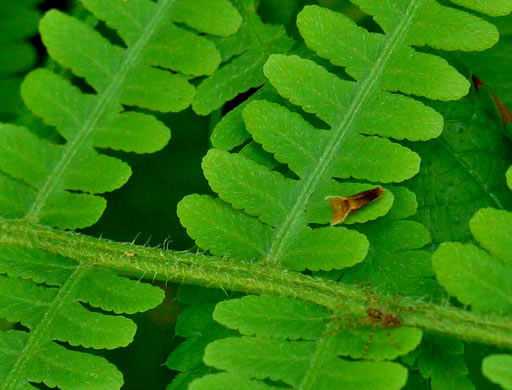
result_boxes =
[193,0,294,116]
[0,245,164,389]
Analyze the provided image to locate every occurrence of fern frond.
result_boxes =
[414,334,475,389]
[433,169,512,389]
[0,0,241,230]
[167,286,237,389]
[406,86,512,243]
[0,245,164,389]
[179,1,501,272]
[181,295,422,389]
[192,0,294,115]
[433,208,512,313]
[0,0,41,119]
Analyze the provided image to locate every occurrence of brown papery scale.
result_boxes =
[326,187,384,225]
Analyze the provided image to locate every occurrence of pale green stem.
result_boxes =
[1,218,512,349]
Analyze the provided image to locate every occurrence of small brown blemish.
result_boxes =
[326,187,384,226]
[124,251,135,258]
[367,308,402,328]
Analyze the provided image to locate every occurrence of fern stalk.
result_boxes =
[2,217,512,350]
[25,0,177,223]
[262,0,420,265]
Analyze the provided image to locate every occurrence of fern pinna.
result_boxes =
[0,0,243,388]
[0,0,242,230]
[432,166,512,389]
[176,1,510,389]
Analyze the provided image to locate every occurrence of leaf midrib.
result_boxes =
[25,0,177,222]
[263,0,422,265]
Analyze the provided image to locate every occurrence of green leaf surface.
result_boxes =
[192,0,294,115]
[470,208,512,265]
[0,330,123,390]
[204,336,407,389]
[178,194,272,260]
[172,0,242,37]
[279,226,369,271]
[449,0,512,16]
[352,0,499,51]
[81,0,225,76]
[342,187,438,298]
[202,150,296,226]
[459,16,512,110]
[190,373,280,390]
[483,354,512,389]
[183,2,500,275]
[406,88,512,243]
[433,242,512,313]
[417,335,474,390]
[0,246,163,389]
[263,54,444,140]
[298,5,469,100]
[213,295,330,340]
[333,327,423,361]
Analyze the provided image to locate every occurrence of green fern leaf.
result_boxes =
[433,212,512,313]
[189,372,279,390]
[80,0,240,77]
[180,1,500,273]
[0,245,164,389]
[0,0,239,230]
[213,295,331,340]
[448,0,512,16]
[167,286,237,389]
[172,0,242,37]
[0,0,41,119]
[341,186,441,298]
[416,335,475,390]
[203,337,407,390]
[405,87,512,243]
[483,354,512,389]
[186,295,423,389]
[0,330,123,389]
[192,0,294,115]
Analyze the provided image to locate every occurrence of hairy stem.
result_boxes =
[1,218,512,349]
